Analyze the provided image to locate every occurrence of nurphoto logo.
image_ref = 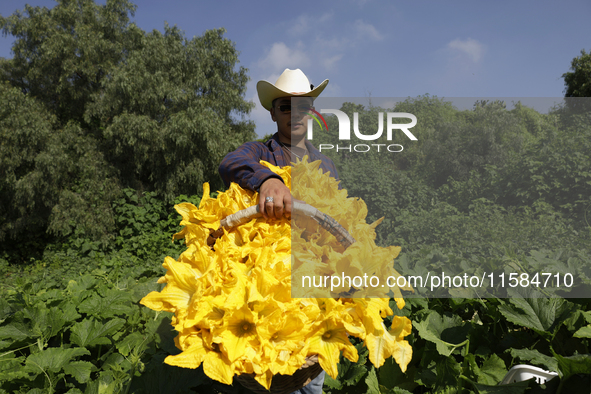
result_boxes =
[304,109,418,153]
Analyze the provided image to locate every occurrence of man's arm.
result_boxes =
[218,142,291,220]
[219,141,283,191]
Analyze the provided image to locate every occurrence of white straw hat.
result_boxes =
[257,68,329,111]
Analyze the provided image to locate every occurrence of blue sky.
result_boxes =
[1,0,590,136]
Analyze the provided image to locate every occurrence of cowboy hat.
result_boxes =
[257,68,329,111]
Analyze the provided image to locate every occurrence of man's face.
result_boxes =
[270,96,314,143]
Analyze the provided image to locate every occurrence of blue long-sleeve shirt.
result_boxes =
[219,133,339,191]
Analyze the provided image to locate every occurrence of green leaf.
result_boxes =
[509,348,558,372]
[102,353,132,374]
[26,389,46,394]
[25,347,90,374]
[83,370,119,394]
[416,360,437,387]
[0,322,32,341]
[70,318,125,347]
[45,307,67,339]
[462,353,480,382]
[406,297,429,311]
[436,356,461,388]
[365,367,380,394]
[477,354,507,385]
[116,332,147,357]
[0,339,13,350]
[341,342,369,387]
[377,357,417,392]
[432,387,459,394]
[0,354,28,381]
[35,289,63,302]
[60,301,82,323]
[553,351,591,380]
[377,385,413,394]
[573,324,591,338]
[0,298,12,324]
[342,361,368,387]
[77,290,134,319]
[63,361,93,383]
[378,358,401,389]
[66,276,97,293]
[323,374,343,390]
[464,376,530,394]
[413,311,470,356]
[561,309,588,332]
[497,296,576,336]
[22,305,67,340]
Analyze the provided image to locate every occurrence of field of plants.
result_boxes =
[2,2,591,392]
[2,97,591,393]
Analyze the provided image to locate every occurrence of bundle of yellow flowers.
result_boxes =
[140,158,412,390]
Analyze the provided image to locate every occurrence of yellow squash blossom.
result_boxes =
[307,317,358,379]
[140,158,412,389]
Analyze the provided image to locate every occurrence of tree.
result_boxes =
[563,49,591,98]
[84,25,255,203]
[0,0,254,249]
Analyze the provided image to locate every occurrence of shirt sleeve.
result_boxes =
[218,142,284,191]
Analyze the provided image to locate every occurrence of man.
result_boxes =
[218,69,337,394]
[219,68,339,220]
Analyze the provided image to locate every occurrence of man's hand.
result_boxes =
[259,178,292,220]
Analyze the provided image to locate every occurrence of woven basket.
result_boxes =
[206,200,355,393]
[235,355,322,394]
[208,200,355,249]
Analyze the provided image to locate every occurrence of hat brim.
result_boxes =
[257,79,329,111]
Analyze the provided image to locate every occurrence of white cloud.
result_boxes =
[321,54,344,70]
[354,20,383,41]
[255,72,280,90]
[318,13,333,23]
[320,81,342,97]
[315,36,350,51]
[255,15,383,78]
[249,13,388,103]
[257,42,311,72]
[447,38,484,63]
[288,15,309,37]
[288,13,333,37]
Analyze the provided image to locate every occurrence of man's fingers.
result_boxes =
[284,196,292,217]
[258,178,293,220]
[259,195,270,219]
[274,201,284,219]
[263,196,274,219]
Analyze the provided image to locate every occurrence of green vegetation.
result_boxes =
[563,49,591,98]
[1,98,589,393]
[311,97,591,392]
[0,0,255,252]
[1,1,590,393]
